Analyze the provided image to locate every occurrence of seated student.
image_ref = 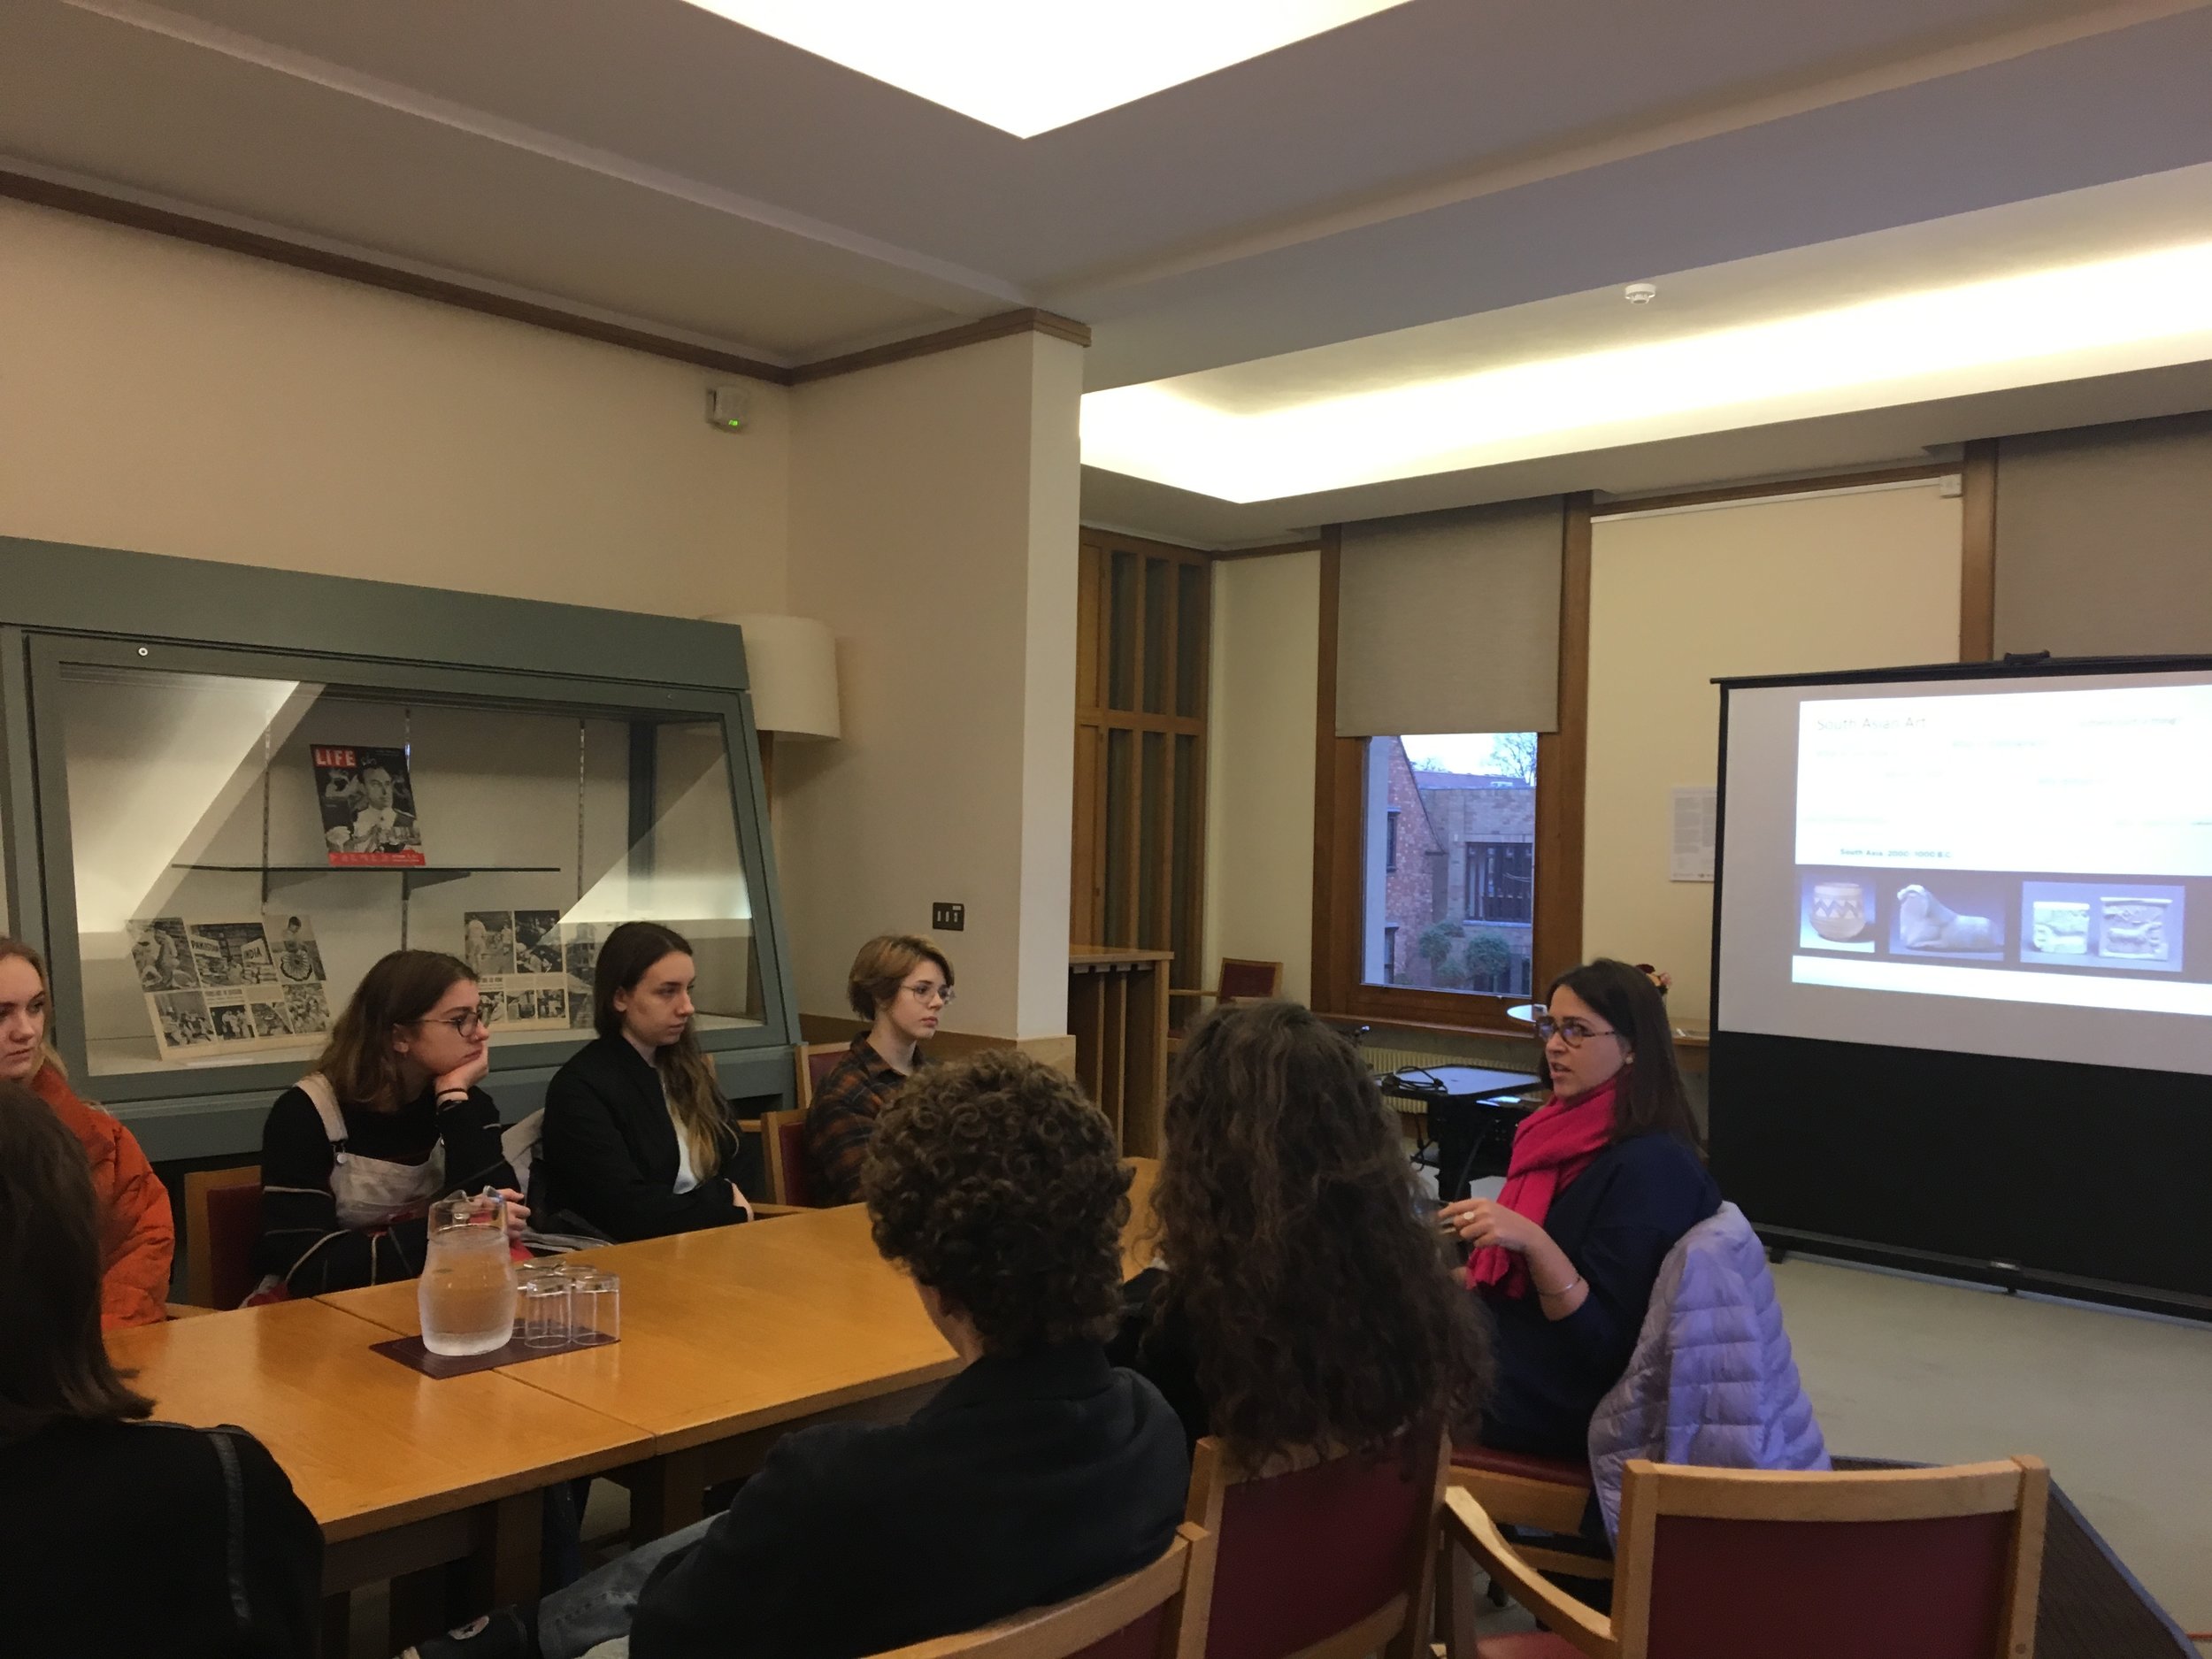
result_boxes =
[407,1049,1187,1659]
[0,939,173,1327]
[803,933,952,1206]
[1111,999,1488,1463]
[538,922,753,1240]
[1440,958,1719,1459]
[257,950,526,1296]
[0,1081,323,1654]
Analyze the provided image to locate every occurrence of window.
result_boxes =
[1358,734,1536,999]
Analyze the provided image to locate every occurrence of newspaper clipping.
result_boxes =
[132,913,334,1061]
[465,911,598,1030]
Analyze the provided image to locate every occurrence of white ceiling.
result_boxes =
[8,0,2212,541]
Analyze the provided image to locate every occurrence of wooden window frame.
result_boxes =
[1310,499,1591,1034]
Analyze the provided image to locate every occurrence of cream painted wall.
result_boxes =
[0,200,788,615]
[1584,481,1963,1023]
[1202,550,1319,1006]
[779,332,1082,1040]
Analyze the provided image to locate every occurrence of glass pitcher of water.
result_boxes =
[419,1191,518,1356]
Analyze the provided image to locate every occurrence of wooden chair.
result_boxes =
[1448,1446,1613,1583]
[1169,960,1284,1024]
[1443,1455,2049,1659]
[760,1106,818,1207]
[1184,1431,1446,1659]
[795,1039,851,1111]
[873,1523,1216,1659]
[182,1164,265,1311]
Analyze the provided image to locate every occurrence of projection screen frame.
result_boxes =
[1709,649,2212,1322]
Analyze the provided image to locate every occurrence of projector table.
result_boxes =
[1378,1064,1546,1203]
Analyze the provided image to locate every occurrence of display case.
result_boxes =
[0,536,796,1156]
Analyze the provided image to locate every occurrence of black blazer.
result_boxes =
[540,1033,749,1241]
[2,1418,322,1657]
[630,1344,1190,1659]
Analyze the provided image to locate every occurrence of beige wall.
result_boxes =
[0,199,789,615]
[779,332,1082,1041]
[1993,411,2212,657]
[1584,481,1964,1022]
[1202,550,1320,1006]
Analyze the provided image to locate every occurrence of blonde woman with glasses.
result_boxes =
[804,934,955,1205]
[255,949,525,1300]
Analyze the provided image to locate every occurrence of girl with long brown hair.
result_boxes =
[256,949,525,1297]
[0,938,173,1326]
[1440,957,1718,1456]
[538,921,754,1240]
[1113,999,1488,1463]
[0,1082,322,1651]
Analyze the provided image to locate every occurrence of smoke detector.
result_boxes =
[1624,281,1658,305]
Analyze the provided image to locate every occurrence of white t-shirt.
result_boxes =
[669,1102,700,1194]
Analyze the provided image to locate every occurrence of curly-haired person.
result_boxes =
[407,1049,1188,1659]
[1110,999,1491,1466]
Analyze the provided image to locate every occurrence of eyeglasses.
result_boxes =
[1533,1015,1617,1048]
[901,982,954,1007]
[415,1010,488,1037]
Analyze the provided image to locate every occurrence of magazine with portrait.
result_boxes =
[311,744,426,867]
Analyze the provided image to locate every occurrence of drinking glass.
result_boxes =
[419,1191,517,1357]
[520,1275,572,1348]
[570,1271,620,1345]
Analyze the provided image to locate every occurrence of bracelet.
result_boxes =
[1535,1273,1583,1298]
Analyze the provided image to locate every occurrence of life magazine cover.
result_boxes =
[132,914,333,1060]
[311,744,425,866]
[466,910,598,1030]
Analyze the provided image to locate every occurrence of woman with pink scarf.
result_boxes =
[1440,958,1718,1457]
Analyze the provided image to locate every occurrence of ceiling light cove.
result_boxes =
[677,1,1411,136]
[1081,242,2212,503]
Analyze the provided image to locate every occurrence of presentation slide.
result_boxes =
[1717,667,2212,1076]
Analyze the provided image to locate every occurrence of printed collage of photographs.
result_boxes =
[464,910,598,1030]
[1797,869,2193,977]
[129,913,333,1060]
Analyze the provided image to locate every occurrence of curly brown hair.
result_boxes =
[1153,1001,1490,1464]
[863,1049,1127,1356]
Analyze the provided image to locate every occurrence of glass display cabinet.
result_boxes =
[0,537,795,1157]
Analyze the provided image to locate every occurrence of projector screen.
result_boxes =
[1710,656,2212,1317]
[1717,666,2212,1075]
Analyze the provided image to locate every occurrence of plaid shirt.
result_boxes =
[804,1034,924,1206]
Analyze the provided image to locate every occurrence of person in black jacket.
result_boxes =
[406,1049,1188,1659]
[537,922,754,1240]
[257,950,525,1296]
[0,1080,323,1655]
[1440,958,1721,1458]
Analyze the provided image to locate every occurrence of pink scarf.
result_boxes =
[1466,1078,1618,1299]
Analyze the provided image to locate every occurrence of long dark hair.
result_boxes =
[1547,957,1701,1149]
[595,922,731,1171]
[1153,1000,1489,1465]
[315,950,475,1111]
[0,1083,153,1442]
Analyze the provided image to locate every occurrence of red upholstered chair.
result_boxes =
[760,1107,817,1207]
[182,1165,264,1311]
[1184,1430,1446,1659]
[1442,1455,2049,1659]
[1449,1446,1612,1583]
[795,1040,849,1111]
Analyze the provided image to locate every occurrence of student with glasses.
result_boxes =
[538,921,756,1241]
[255,950,526,1299]
[804,933,955,1206]
[1439,957,1718,1457]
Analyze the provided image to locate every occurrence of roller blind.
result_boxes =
[1335,498,1563,736]
[1994,412,2212,657]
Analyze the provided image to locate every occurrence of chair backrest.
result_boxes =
[1616,1456,2048,1659]
[761,1107,817,1207]
[795,1041,849,1111]
[871,1523,1216,1659]
[1215,960,1283,1004]
[183,1165,264,1310]
[1185,1431,1445,1659]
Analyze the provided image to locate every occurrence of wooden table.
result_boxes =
[106,1297,649,1645]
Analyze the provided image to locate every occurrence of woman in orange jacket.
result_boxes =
[0,940,173,1326]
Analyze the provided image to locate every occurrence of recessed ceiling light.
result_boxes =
[677,1,1413,136]
[1081,241,2212,503]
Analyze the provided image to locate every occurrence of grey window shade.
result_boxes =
[1336,498,1563,736]
[1994,412,2212,657]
